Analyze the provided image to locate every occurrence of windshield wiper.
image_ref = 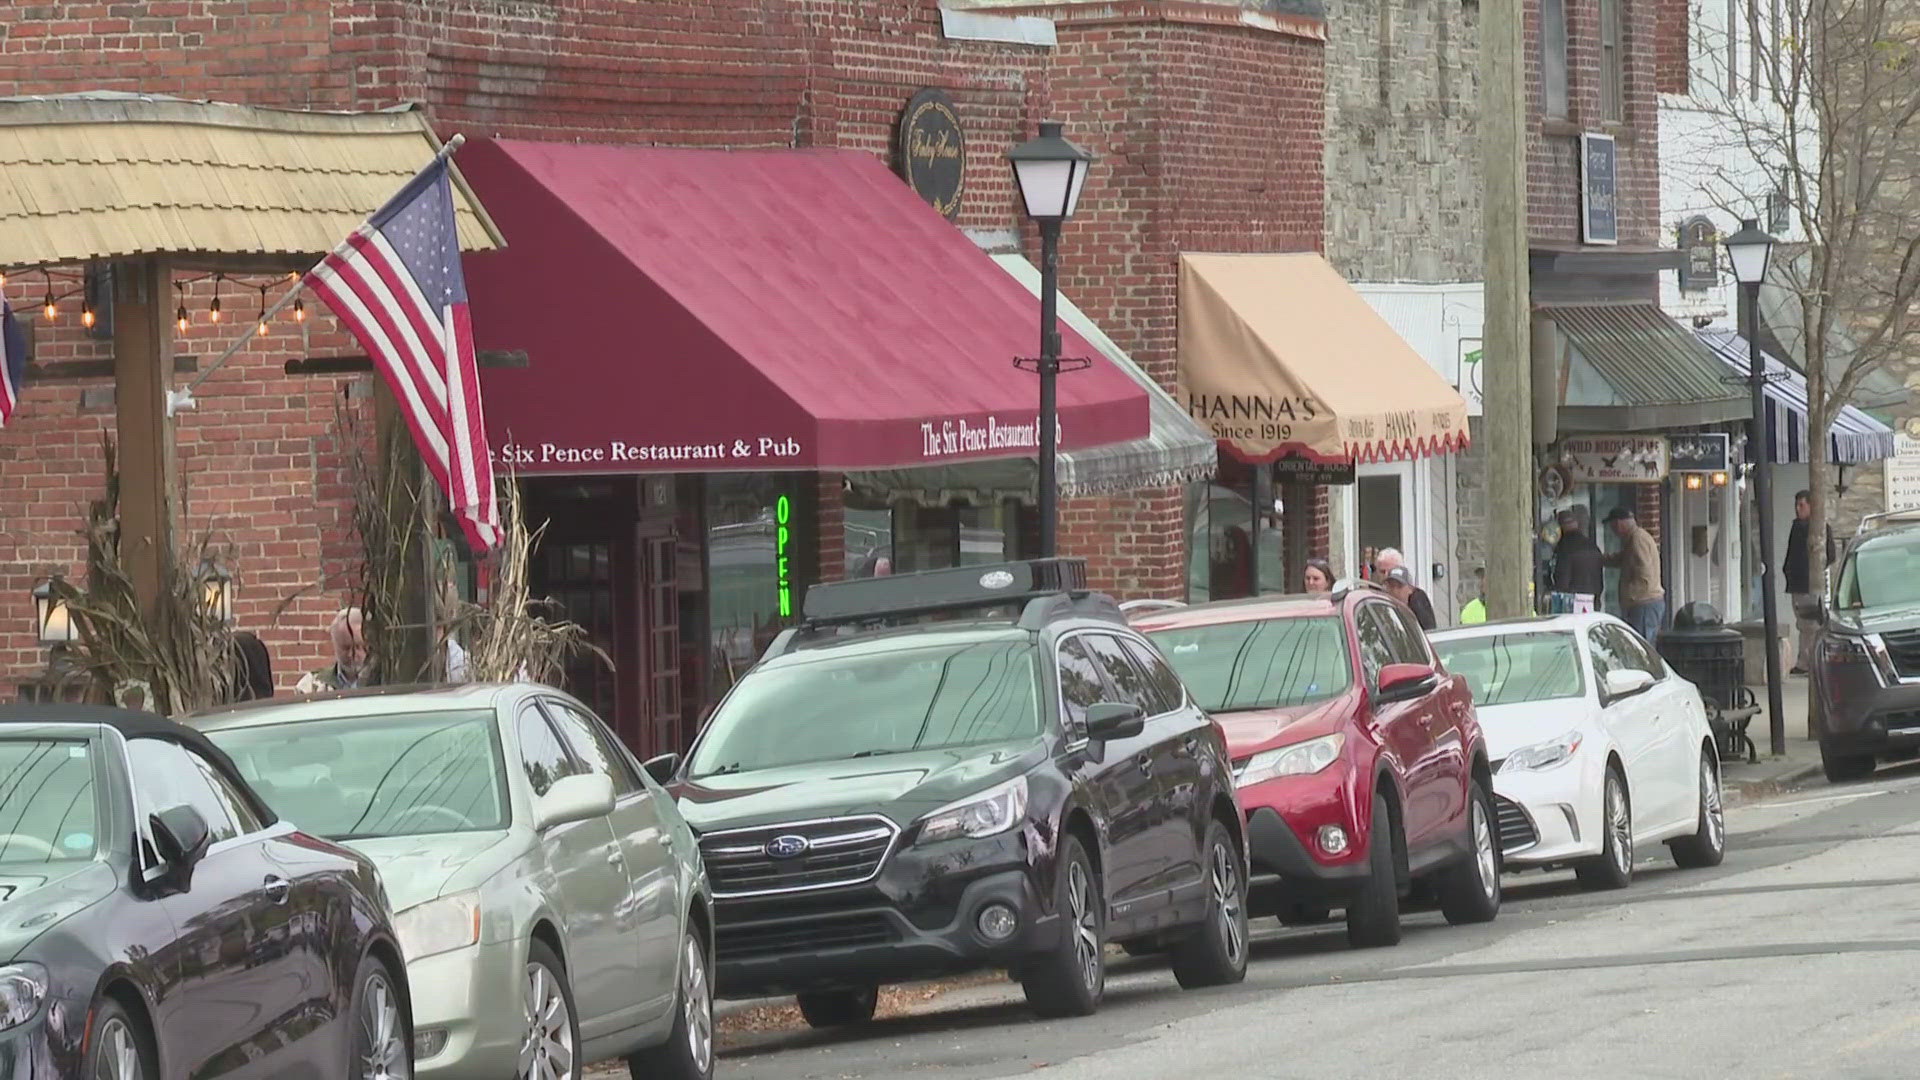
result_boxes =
[850,749,904,759]
[703,762,744,777]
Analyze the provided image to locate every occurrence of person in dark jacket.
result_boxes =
[228,631,274,702]
[1785,489,1835,675]
[1552,508,1606,604]
[1383,566,1439,631]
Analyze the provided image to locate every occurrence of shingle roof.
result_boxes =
[0,92,501,268]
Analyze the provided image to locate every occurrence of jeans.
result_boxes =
[1791,593,1820,670]
[1624,598,1668,643]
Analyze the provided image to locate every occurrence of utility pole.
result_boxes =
[1481,0,1534,619]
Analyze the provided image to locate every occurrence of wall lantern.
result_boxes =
[198,561,234,625]
[31,578,76,646]
[1711,471,1730,487]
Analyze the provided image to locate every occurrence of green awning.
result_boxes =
[1544,303,1749,431]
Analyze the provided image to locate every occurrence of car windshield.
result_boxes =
[1146,616,1352,712]
[209,711,508,840]
[686,639,1041,778]
[1433,631,1586,707]
[1837,535,1920,609]
[0,739,98,863]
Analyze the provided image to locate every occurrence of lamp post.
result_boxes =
[1725,217,1786,757]
[1007,121,1095,557]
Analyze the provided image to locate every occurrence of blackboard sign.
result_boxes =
[897,89,966,221]
[1678,216,1718,291]
[1580,133,1618,246]
[1273,454,1356,486]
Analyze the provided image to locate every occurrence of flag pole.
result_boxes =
[166,134,468,418]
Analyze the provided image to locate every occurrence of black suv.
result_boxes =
[650,559,1249,1025]
[1812,519,1920,781]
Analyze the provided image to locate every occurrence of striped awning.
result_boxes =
[1696,328,1896,464]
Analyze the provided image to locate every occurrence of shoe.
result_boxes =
[1790,667,1808,676]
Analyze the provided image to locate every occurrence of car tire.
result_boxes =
[1345,791,1402,949]
[795,985,878,1029]
[1669,750,1728,869]
[1168,819,1250,990]
[1020,834,1106,1018]
[1574,767,1634,890]
[347,952,409,1080]
[521,940,582,1080]
[1820,740,1876,783]
[628,932,715,1080]
[1437,781,1502,925]
[86,997,157,1080]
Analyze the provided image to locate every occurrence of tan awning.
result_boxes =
[1177,252,1470,463]
[0,92,501,267]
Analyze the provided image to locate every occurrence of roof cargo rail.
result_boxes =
[1856,509,1920,537]
[801,558,1091,627]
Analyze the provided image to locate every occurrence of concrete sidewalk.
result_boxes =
[1718,675,1825,804]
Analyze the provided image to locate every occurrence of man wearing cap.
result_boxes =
[1603,507,1665,640]
[1552,507,1605,613]
[1383,566,1438,631]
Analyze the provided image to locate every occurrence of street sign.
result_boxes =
[1886,433,1920,512]
[1560,435,1668,482]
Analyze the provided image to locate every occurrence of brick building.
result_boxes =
[1321,0,1759,621]
[0,0,1374,753]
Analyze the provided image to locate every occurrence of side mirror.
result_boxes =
[1084,702,1146,742]
[643,753,681,786]
[534,773,616,832]
[150,804,212,885]
[1603,668,1656,701]
[1375,662,1437,704]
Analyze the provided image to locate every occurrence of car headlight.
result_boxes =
[918,777,1029,844]
[0,963,45,1033]
[394,892,481,961]
[1501,731,1584,772]
[1235,733,1346,788]
[1821,635,1874,667]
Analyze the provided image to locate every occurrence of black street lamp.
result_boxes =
[1007,121,1095,557]
[1725,217,1786,757]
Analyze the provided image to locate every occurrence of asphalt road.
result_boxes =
[712,765,1920,1080]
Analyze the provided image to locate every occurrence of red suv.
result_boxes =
[1133,585,1499,947]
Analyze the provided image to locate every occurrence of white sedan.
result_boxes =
[1429,614,1726,889]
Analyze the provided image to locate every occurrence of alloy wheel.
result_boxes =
[1473,799,1498,899]
[682,937,714,1076]
[1608,775,1633,876]
[1211,840,1246,966]
[1702,758,1725,852]
[520,963,575,1080]
[93,1017,139,1080]
[1067,860,1100,992]
[358,969,409,1080]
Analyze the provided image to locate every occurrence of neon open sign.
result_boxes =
[776,495,793,618]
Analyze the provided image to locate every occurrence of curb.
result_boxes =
[1724,763,1824,804]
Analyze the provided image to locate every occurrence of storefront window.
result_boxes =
[706,474,805,694]
[1188,458,1284,602]
[845,495,1026,578]
[1539,484,1631,615]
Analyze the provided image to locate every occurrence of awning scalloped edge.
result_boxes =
[1345,430,1472,465]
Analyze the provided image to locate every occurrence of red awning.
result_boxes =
[459,139,1149,476]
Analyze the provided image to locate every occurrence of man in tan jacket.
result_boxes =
[1602,506,1665,641]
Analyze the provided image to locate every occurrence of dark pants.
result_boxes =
[1624,598,1668,643]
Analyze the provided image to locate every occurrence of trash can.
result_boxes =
[1656,602,1759,761]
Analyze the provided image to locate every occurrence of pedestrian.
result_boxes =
[296,607,378,694]
[1460,568,1488,625]
[1784,489,1835,675]
[1551,507,1604,614]
[1602,507,1666,641]
[1382,566,1438,631]
[1302,558,1335,593]
[228,630,274,702]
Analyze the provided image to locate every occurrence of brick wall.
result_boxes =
[0,0,1328,681]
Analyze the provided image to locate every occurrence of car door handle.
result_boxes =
[606,849,624,867]
[1135,754,1154,777]
[263,875,292,905]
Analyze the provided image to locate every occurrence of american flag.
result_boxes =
[0,302,24,429]
[307,157,500,551]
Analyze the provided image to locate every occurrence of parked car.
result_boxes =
[1133,585,1500,948]
[1810,519,1920,781]
[656,558,1249,1026]
[0,703,409,1080]
[1429,614,1726,888]
[188,685,713,1080]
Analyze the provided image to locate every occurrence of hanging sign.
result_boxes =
[1580,133,1619,246]
[1668,432,1730,472]
[1886,434,1920,513]
[1561,435,1668,482]
[897,89,966,221]
[1678,217,1719,291]
[1272,453,1356,486]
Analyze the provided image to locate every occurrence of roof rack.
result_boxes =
[802,558,1090,626]
[1855,509,1920,537]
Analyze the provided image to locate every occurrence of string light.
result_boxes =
[41,273,55,322]
[0,270,8,289]
[255,285,269,337]
[208,274,222,323]
[175,282,189,333]
[293,298,306,322]
[81,300,95,329]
